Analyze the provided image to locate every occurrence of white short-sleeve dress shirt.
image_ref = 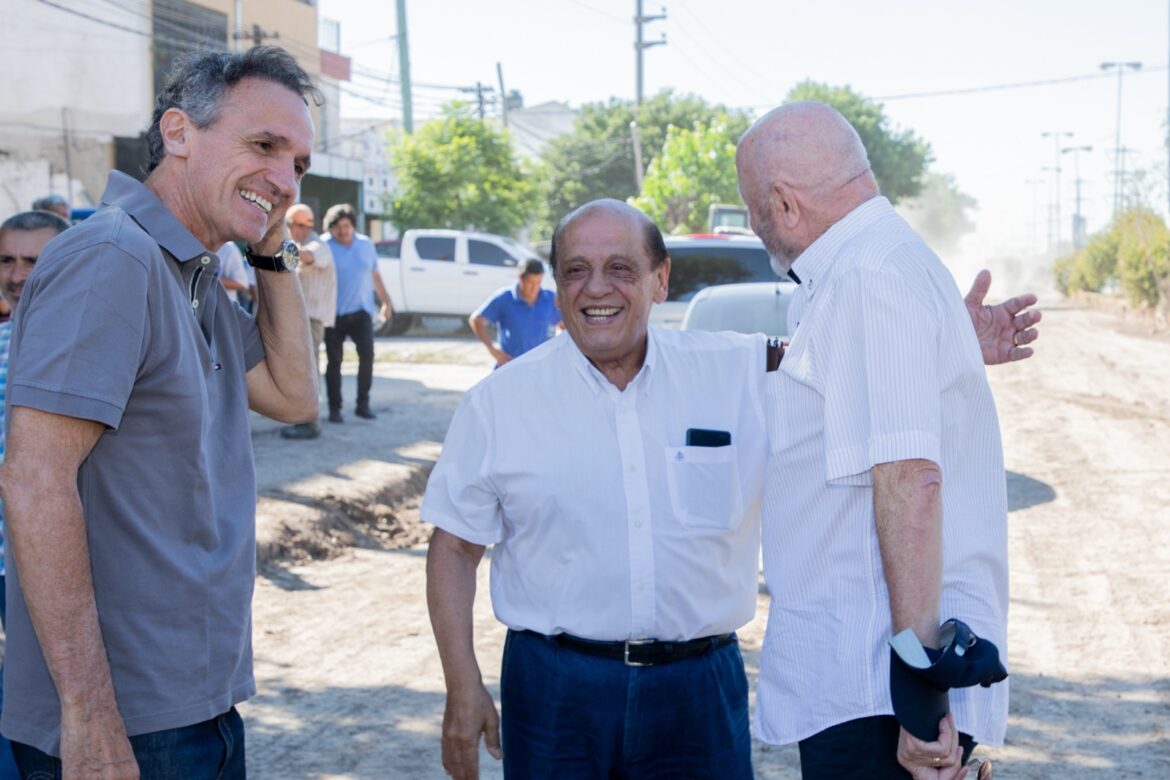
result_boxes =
[754,197,1010,746]
[422,327,769,642]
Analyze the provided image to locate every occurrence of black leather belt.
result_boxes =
[530,630,737,667]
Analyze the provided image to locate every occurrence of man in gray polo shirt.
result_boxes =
[0,47,320,777]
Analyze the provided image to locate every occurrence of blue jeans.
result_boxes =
[11,707,245,780]
[798,715,976,779]
[0,574,17,780]
[500,629,752,779]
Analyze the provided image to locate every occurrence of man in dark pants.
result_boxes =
[0,47,319,778]
[322,203,392,423]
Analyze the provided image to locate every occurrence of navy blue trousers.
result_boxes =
[798,715,976,779]
[500,629,752,779]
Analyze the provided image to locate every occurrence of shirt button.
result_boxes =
[634,520,642,528]
[201,255,211,265]
[192,299,199,309]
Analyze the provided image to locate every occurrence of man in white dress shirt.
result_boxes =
[425,199,768,780]
[423,195,1035,780]
[737,101,1015,779]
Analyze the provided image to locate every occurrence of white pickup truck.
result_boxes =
[374,229,552,335]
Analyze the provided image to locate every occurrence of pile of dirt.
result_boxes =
[255,464,433,569]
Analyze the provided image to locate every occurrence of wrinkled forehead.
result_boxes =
[560,208,649,263]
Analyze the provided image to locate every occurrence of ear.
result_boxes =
[158,108,194,161]
[772,182,800,229]
[652,255,671,304]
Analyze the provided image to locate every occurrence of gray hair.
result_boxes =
[31,194,69,212]
[0,210,71,238]
[145,46,323,172]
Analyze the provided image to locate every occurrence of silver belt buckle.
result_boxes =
[624,638,655,667]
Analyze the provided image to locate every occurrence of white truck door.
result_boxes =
[465,237,523,311]
[405,234,464,315]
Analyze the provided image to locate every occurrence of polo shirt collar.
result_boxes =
[101,171,210,263]
[790,194,892,297]
[566,324,659,397]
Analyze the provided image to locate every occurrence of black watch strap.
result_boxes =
[245,240,298,272]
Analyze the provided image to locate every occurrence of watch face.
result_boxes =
[279,240,300,270]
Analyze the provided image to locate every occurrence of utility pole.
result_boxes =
[233,23,277,48]
[396,0,413,133]
[634,1,666,106]
[1041,131,1072,253]
[1101,60,1142,218]
[497,62,509,127]
[475,82,486,120]
[630,121,645,191]
[234,0,244,51]
[1062,144,1092,248]
[1108,146,1138,212]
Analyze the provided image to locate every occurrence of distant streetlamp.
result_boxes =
[1101,61,1142,217]
[1062,144,1093,248]
[1041,131,1073,252]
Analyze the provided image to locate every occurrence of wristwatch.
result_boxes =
[245,239,300,272]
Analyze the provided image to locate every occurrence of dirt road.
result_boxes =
[242,303,1170,778]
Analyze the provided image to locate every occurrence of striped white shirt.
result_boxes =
[754,196,1010,746]
[422,327,769,641]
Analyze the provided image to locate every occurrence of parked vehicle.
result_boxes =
[374,229,550,335]
[653,234,780,327]
[680,281,797,339]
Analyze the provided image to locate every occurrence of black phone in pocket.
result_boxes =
[685,428,732,447]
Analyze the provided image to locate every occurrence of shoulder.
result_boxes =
[654,326,763,357]
[38,208,153,276]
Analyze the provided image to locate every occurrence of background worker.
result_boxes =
[469,258,561,367]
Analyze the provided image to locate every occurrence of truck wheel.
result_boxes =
[377,313,414,336]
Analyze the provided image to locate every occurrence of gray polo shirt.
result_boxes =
[0,171,265,755]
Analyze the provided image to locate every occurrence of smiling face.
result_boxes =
[554,204,669,381]
[178,77,314,248]
[0,227,58,308]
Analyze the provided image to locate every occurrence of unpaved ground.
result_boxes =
[241,305,1170,778]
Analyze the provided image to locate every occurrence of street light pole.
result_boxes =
[1041,131,1073,252]
[1101,60,1142,218]
[1062,144,1093,248]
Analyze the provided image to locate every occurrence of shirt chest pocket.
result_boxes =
[663,445,744,530]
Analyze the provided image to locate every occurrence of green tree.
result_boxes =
[389,104,537,235]
[784,81,932,203]
[899,172,977,255]
[1114,207,1170,306]
[631,118,742,234]
[535,91,751,239]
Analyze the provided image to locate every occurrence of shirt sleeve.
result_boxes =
[233,295,266,371]
[8,242,149,430]
[473,289,507,324]
[817,265,942,486]
[420,390,504,545]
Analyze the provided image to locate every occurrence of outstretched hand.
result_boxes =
[964,269,1041,365]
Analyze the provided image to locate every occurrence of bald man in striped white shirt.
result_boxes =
[737,102,1024,780]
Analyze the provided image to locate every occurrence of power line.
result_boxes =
[563,0,627,24]
[873,65,1168,102]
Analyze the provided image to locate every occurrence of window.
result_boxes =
[415,237,456,261]
[468,239,518,267]
[375,241,400,259]
[152,0,228,97]
[664,245,775,302]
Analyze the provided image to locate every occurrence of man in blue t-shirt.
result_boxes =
[322,203,393,423]
[470,259,562,367]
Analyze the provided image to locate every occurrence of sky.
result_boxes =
[319,0,1170,268]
